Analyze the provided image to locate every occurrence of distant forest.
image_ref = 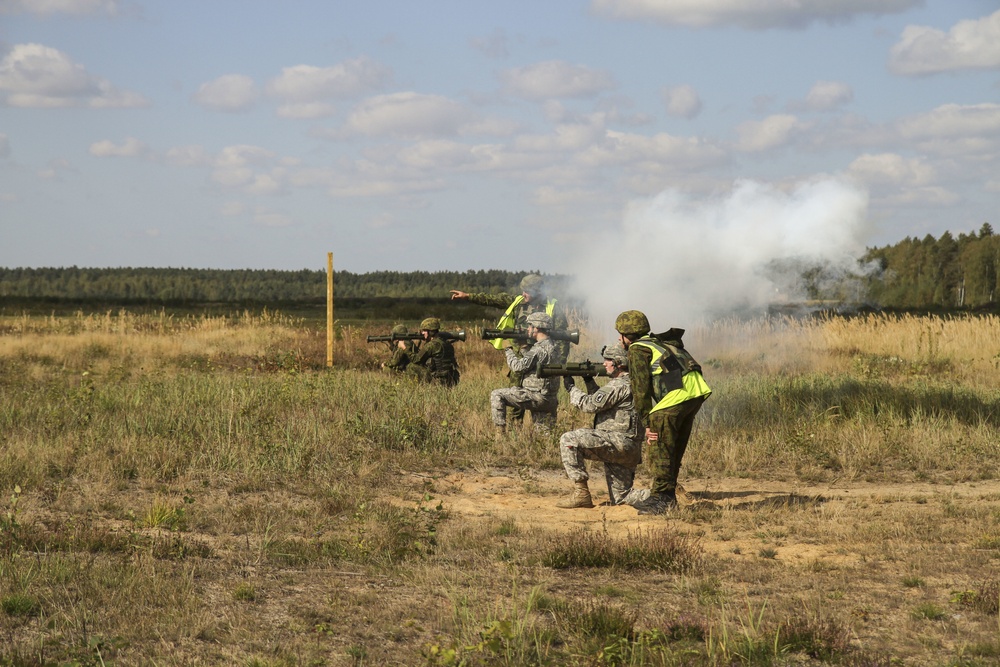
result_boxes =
[1,224,998,311]
[862,223,999,308]
[0,267,569,303]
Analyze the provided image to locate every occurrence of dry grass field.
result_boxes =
[2,309,1000,666]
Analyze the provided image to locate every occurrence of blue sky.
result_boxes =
[2,0,999,274]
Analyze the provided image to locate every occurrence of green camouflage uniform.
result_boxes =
[406,335,460,387]
[627,333,708,496]
[385,343,415,373]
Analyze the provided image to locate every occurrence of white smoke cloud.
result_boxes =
[570,178,871,337]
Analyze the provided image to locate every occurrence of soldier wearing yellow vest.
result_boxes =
[615,310,711,515]
[451,274,569,423]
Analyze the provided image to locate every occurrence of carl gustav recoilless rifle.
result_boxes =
[535,360,609,379]
[480,328,580,345]
[366,330,466,344]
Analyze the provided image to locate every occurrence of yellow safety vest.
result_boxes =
[631,337,711,413]
[490,296,557,350]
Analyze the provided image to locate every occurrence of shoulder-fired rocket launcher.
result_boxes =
[480,328,580,345]
[366,330,466,343]
[535,360,608,378]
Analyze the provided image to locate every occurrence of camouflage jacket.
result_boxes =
[568,372,641,441]
[406,336,460,386]
[385,343,415,372]
[503,337,559,399]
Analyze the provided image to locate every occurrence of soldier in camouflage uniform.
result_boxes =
[554,342,648,509]
[451,274,569,423]
[489,312,560,432]
[615,310,711,515]
[405,317,461,387]
[382,324,416,373]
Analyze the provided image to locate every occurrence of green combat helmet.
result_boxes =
[601,342,628,369]
[420,317,441,331]
[614,310,650,336]
[519,274,544,298]
[525,312,553,330]
[391,324,408,336]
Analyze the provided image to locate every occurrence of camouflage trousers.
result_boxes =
[490,387,557,432]
[559,428,643,505]
[647,396,707,495]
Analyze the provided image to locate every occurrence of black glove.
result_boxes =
[562,375,575,391]
[583,375,599,393]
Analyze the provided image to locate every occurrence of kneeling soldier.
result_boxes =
[555,342,647,509]
[406,317,461,387]
[490,311,560,432]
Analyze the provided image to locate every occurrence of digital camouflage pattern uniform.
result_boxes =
[560,372,647,505]
[464,275,569,422]
[406,318,461,387]
[490,337,560,431]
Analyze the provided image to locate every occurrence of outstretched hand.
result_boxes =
[450,290,469,300]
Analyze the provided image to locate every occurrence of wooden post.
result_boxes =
[326,252,334,367]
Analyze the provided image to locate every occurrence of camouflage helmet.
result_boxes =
[391,324,408,336]
[519,274,545,298]
[601,342,628,369]
[419,317,441,331]
[525,311,553,330]
[615,310,650,336]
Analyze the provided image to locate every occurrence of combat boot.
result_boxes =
[555,481,594,509]
[634,491,678,515]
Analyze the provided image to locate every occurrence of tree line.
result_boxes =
[863,223,999,309]
[0,267,569,303]
[2,223,998,310]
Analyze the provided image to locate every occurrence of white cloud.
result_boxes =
[164,145,210,167]
[265,57,390,102]
[0,133,9,158]
[889,10,1000,75]
[882,186,960,207]
[210,145,280,190]
[0,0,123,15]
[895,103,1000,156]
[88,137,149,158]
[590,0,921,30]
[847,153,934,186]
[581,129,728,169]
[192,74,259,112]
[276,102,336,119]
[795,80,853,111]
[735,114,805,152]
[501,60,615,100]
[986,180,1000,193]
[396,140,479,170]
[662,84,702,119]
[514,122,604,153]
[37,157,73,180]
[343,92,473,138]
[0,43,149,108]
